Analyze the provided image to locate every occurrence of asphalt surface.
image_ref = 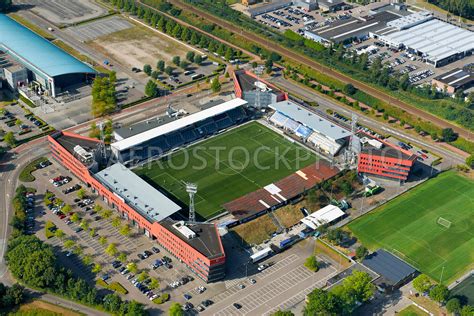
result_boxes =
[170,0,474,141]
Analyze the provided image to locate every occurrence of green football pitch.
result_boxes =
[134,122,318,220]
[348,171,474,284]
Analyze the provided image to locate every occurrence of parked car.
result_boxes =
[152,246,160,253]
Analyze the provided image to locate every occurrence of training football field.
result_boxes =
[134,122,318,220]
[348,171,474,284]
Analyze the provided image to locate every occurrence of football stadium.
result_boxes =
[134,121,319,220]
[348,171,474,284]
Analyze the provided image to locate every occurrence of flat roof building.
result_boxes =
[378,16,474,67]
[363,249,417,292]
[304,11,400,44]
[431,68,474,94]
[357,131,416,181]
[0,14,96,97]
[300,204,345,229]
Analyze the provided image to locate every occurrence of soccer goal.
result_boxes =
[437,217,452,228]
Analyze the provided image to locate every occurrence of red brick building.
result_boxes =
[357,132,416,181]
[48,131,225,282]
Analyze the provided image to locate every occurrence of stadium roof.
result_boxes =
[269,100,349,141]
[95,163,181,223]
[0,14,96,78]
[380,19,474,62]
[363,249,417,286]
[112,98,248,151]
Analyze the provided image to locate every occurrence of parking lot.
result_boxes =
[0,102,49,144]
[14,0,108,26]
[27,156,214,310]
[65,16,133,43]
[255,6,323,32]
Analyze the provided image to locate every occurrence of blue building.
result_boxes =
[0,14,96,97]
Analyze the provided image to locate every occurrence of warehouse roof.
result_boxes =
[95,163,181,223]
[363,249,417,286]
[433,68,474,89]
[300,205,345,229]
[112,98,248,151]
[0,14,96,78]
[380,19,474,62]
[269,100,349,141]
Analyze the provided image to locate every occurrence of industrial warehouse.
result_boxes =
[0,14,96,97]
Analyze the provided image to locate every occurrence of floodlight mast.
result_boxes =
[186,183,198,223]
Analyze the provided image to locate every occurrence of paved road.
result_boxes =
[171,0,474,141]
[270,75,466,165]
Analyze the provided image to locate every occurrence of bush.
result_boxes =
[153,293,170,304]
[304,256,319,272]
[108,282,128,295]
[44,221,56,239]
[19,157,48,182]
[96,278,108,288]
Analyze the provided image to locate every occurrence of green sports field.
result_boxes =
[134,122,318,219]
[348,171,474,284]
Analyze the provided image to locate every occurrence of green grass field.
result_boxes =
[348,171,474,284]
[134,122,318,219]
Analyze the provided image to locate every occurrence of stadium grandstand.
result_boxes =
[49,131,226,282]
[0,14,96,97]
[111,98,249,162]
[223,160,339,224]
[233,70,288,108]
[268,100,350,156]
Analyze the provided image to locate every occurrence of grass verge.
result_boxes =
[19,157,48,182]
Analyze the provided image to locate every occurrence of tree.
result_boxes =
[225,47,234,61]
[304,288,342,316]
[62,204,72,213]
[211,77,221,93]
[145,80,158,97]
[157,60,165,72]
[343,83,357,95]
[304,256,319,272]
[77,188,87,199]
[355,245,368,260]
[70,212,80,223]
[151,70,160,79]
[127,262,138,274]
[165,66,173,76]
[92,263,102,274]
[194,55,202,65]
[465,155,474,169]
[179,60,188,69]
[82,254,92,266]
[105,243,118,257]
[460,305,474,316]
[149,278,160,290]
[0,0,12,13]
[80,219,90,231]
[446,298,461,314]
[100,209,113,219]
[186,51,195,62]
[413,274,432,293]
[441,128,458,142]
[117,252,127,263]
[342,270,374,305]
[54,229,65,240]
[429,284,449,304]
[143,64,152,76]
[172,56,180,66]
[111,216,121,228]
[169,302,184,316]
[4,131,16,147]
[252,61,258,68]
[89,228,97,237]
[99,236,107,246]
[119,224,131,237]
[137,271,148,282]
[272,311,294,316]
[91,75,116,117]
[64,239,75,249]
[265,59,274,73]
[73,245,83,256]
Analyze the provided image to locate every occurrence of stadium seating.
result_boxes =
[295,125,313,139]
[181,126,199,143]
[165,132,185,148]
[308,132,341,155]
[269,111,288,127]
[215,117,233,129]
[282,117,300,131]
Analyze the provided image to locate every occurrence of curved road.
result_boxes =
[170,0,474,141]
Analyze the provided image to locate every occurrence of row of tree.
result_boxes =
[108,0,241,61]
[428,0,474,19]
